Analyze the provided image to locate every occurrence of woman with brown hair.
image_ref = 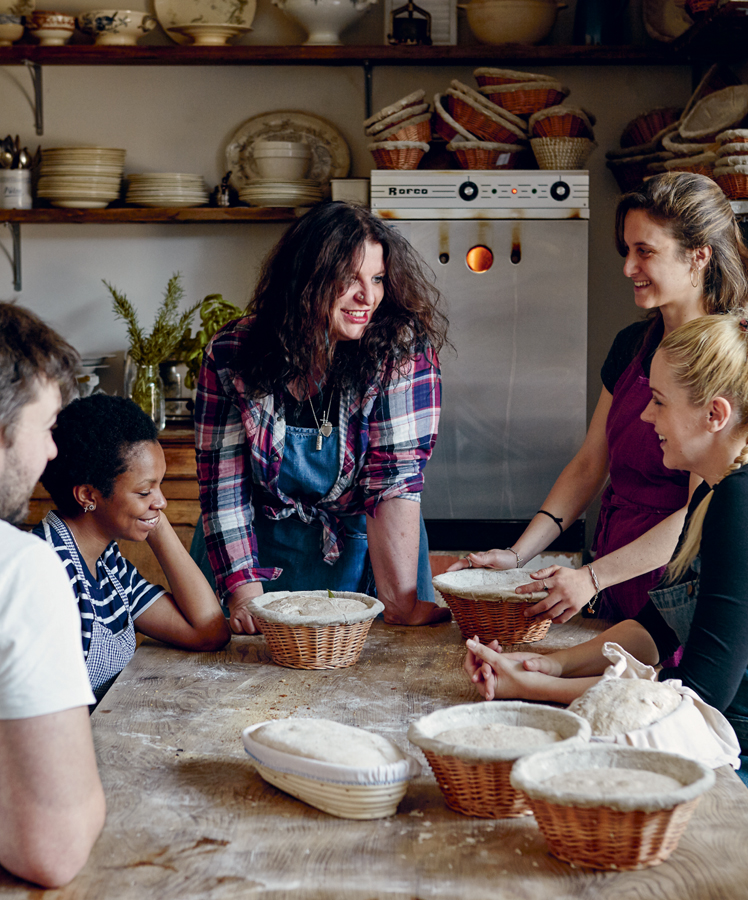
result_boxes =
[193,201,451,633]
[452,172,748,627]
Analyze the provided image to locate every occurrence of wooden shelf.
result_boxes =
[0,207,300,224]
[0,43,684,67]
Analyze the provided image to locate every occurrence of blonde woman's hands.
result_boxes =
[515,565,596,624]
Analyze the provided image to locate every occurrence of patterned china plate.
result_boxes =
[226,111,350,196]
[153,0,257,44]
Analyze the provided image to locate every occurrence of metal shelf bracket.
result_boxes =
[363,60,373,120]
[3,222,22,292]
[23,60,43,135]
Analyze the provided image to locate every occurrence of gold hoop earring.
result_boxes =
[690,267,699,289]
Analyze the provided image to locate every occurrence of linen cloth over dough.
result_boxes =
[431,567,549,601]
[251,718,406,767]
[264,595,366,617]
[545,768,682,798]
[568,679,681,736]
[436,723,561,750]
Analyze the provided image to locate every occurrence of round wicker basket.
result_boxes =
[432,568,551,643]
[529,105,595,140]
[531,136,597,171]
[446,89,527,144]
[474,66,557,87]
[366,102,430,137]
[368,141,429,170]
[479,81,569,118]
[446,140,524,170]
[620,107,682,148]
[248,590,383,669]
[606,152,675,193]
[376,112,432,143]
[433,93,476,143]
[511,745,714,870]
[716,129,748,145]
[715,168,748,199]
[408,701,590,819]
[363,89,426,129]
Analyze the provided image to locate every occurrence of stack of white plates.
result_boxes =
[238,178,323,208]
[37,147,126,209]
[126,173,209,208]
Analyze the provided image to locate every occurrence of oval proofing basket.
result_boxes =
[243,721,421,819]
[248,590,384,669]
[408,701,590,818]
[432,568,551,643]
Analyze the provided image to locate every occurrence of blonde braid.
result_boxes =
[668,440,748,582]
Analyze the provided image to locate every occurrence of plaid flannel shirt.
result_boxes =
[195,317,441,601]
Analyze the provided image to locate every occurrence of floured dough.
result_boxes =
[264,595,367,618]
[544,768,682,797]
[251,718,405,767]
[568,679,681,737]
[436,722,561,750]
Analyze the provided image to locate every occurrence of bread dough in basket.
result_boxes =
[264,595,366,618]
[251,718,406,767]
[436,722,561,750]
[544,768,682,797]
[568,678,681,737]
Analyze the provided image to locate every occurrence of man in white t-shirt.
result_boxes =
[0,303,105,887]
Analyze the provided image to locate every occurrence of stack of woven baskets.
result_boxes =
[606,66,748,192]
[365,90,432,170]
[714,130,748,199]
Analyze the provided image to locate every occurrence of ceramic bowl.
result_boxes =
[0,14,24,45]
[27,10,76,45]
[254,154,311,181]
[272,0,377,45]
[464,0,561,45]
[78,9,156,45]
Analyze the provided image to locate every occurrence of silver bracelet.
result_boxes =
[505,547,524,569]
[584,563,600,612]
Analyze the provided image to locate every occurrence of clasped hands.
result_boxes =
[447,552,596,624]
[463,636,561,701]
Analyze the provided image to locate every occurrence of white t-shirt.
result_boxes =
[0,521,95,718]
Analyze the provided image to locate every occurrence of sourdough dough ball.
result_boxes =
[251,718,405,767]
[568,678,681,737]
[544,768,682,797]
[436,722,561,750]
[264,595,367,618]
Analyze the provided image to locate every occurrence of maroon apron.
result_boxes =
[592,321,689,621]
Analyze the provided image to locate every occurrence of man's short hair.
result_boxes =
[0,303,79,440]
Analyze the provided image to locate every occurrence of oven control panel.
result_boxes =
[371,170,589,219]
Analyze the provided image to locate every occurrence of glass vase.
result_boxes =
[129,364,166,432]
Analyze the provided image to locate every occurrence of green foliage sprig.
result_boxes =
[106,273,202,367]
[173,293,243,389]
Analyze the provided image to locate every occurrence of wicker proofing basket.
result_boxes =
[716,171,748,199]
[248,590,384,669]
[368,141,429,170]
[446,91,527,144]
[606,152,675,193]
[447,140,525,170]
[376,112,432,143]
[532,136,597,170]
[474,67,557,87]
[510,745,715,870]
[432,568,551,643]
[716,129,748,145]
[433,93,477,143]
[620,107,683,148]
[408,701,590,819]
[529,105,595,139]
[479,81,569,117]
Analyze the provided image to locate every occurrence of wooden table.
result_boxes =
[3,617,748,899]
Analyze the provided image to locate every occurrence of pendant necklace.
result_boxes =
[308,386,334,451]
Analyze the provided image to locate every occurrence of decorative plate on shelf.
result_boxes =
[226,111,351,196]
[153,0,256,44]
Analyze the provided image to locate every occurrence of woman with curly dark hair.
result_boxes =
[35,394,230,702]
[193,201,451,633]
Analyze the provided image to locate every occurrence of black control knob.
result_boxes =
[550,180,571,201]
[458,181,479,202]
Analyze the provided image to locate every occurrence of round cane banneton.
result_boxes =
[432,568,551,642]
[510,744,714,870]
[247,590,383,669]
[408,701,590,818]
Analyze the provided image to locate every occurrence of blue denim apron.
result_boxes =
[649,557,748,772]
[191,424,435,601]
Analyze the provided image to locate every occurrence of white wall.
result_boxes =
[0,0,695,417]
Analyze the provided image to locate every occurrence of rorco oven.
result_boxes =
[371,169,589,551]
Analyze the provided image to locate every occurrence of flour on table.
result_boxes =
[264,595,367,617]
[568,678,681,736]
[544,768,682,797]
[251,718,405,766]
[435,722,561,750]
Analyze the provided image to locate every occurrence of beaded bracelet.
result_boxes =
[584,563,600,613]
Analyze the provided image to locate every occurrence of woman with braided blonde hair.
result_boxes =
[464,311,748,781]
